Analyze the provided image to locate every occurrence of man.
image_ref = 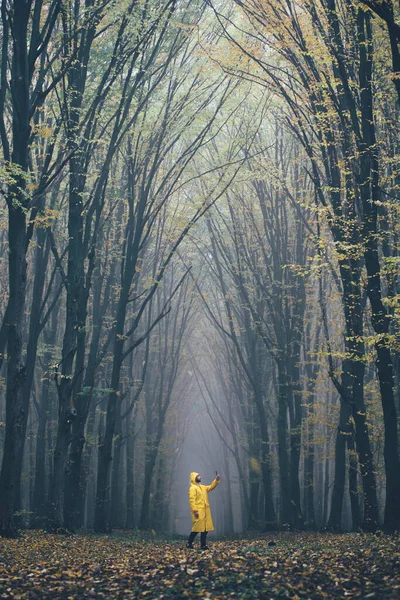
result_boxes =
[187,471,220,550]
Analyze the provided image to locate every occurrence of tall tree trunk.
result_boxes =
[95,152,146,532]
[47,2,101,529]
[64,259,111,530]
[358,11,400,529]
[340,268,378,530]
[152,453,166,532]
[95,335,125,532]
[0,0,30,536]
[287,228,306,528]
[323,450,330,528]
[80,394,99,528]
[248,474,260,530]
[32,316,58,526]
[47,156,86,532]
[223,451,235,534]
[304,383,315,529]
[32,375,52,526]
[276,361,291,525]
[327,399,351,530]
[125,418,135,529]
[16,227,52,522]
[247,418,261,530]
[347,429,361,531]
[140,450,158,530]
[251,384,276,528]
[0,208,28,537]
[110,410,124,528]
[288,368,303,528]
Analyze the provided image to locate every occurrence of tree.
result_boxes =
[47,0,181,532]
[359,0,400,105]
[94,35,239,530]
[210,0,397,531]
[0,0,66,537]
[139,265,196,530]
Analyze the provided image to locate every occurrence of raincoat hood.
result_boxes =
[190,472,199,484]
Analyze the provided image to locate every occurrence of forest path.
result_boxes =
[0,531,399,598]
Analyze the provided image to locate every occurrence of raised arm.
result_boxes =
[206,475,220,492]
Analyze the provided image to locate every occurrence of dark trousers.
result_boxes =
[188,530,207,547]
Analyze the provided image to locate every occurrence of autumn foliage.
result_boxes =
[1,531,400,599]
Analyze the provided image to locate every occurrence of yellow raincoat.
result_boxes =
[188,472,220,532]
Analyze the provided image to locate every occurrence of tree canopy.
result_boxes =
[0,0,400,542]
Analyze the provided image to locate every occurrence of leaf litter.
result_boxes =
[0,531,399,598]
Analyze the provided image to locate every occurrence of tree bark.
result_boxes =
[327,398,351,531]
[125,418,136,529]
[0,0,30,536]
[357,10,400,531]
[304,373,316,528]
[276,362,291,525]
[32,317,58,526]
[110,410,124,528]
[347,430,361,531]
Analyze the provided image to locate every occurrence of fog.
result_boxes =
[171,385,242,537]
[1,0,399,540]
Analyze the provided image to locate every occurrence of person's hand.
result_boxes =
[216,473,220,481]
[194,511,199,519]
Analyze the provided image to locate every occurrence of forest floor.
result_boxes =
[0,530,399,599]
